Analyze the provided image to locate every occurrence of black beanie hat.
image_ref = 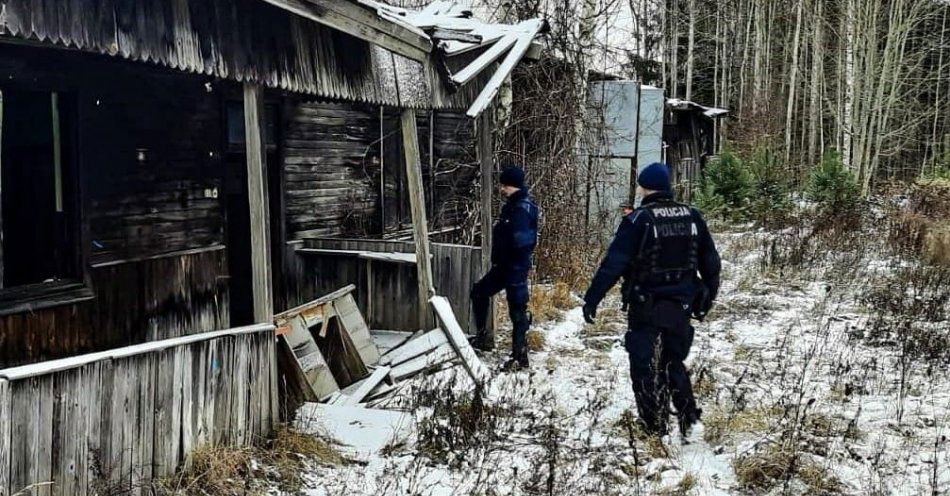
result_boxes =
[637,162,671,192]
[499,166,526,189]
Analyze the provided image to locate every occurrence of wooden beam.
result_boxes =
[450,33,517,86]
[476,113,495,343]
[244,83,274,323]
[428,27,483,44]
[259,0,432,62]
[466,20,545,118]
[0,89,3,290]
[430,296,490,386]
[400,109,435,330]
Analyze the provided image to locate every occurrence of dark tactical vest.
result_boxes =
[630,200,699,286]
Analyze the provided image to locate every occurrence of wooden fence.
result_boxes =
[0,324,277,496]
[289,238,485,333]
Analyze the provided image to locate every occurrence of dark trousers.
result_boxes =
[471,266,530,357]
[625,299,697,434]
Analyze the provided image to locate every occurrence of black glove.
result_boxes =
[691,287,713,321]
[583,303,598,324]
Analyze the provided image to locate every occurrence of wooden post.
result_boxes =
[243,83,274,323]
[476,112,495,343]
[0,89,4,289]
[400,109,435,329]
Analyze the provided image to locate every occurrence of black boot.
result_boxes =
[678,407,702,440]
[501,351,529,372]
[469,331,495,352]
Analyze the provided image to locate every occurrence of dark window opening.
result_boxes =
[226,101,278,148]
[1,89,79,289]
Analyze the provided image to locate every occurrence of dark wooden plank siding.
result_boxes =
[0,249,229,367]
[283,101,381,239]
[85,72,224,263]
[0,47,229,367]
[280,238,482,333]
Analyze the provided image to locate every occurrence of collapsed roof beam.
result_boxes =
[260,0,433,62]
[465,19,545,118]
[450,33,517,86]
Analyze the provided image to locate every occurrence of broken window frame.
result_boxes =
[0,86,91,316]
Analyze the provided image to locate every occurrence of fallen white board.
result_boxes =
[341,367,391,406]
[295,403,414,458]
[380,328,448,366]
[371,330,415,355]
[390,342,457,381]
[430,296,490,385]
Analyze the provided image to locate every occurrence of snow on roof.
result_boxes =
[667,98,730,119]
[372,1,547,118]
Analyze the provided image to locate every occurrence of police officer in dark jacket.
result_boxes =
[582,162,721,438]
[471,166,540,371]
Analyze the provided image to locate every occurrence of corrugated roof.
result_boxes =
[0,0,463,109]
[0,0,543,113]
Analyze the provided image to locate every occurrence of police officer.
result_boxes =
[470,166,540,371]
[582,162,721,438]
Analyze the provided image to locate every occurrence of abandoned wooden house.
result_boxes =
[0,1,545,493]
[664,98,730,200]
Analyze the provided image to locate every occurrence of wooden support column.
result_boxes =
[0,89,4,289]
[400,109,435,329]
[244,83,274,323]
[476,112,495,343]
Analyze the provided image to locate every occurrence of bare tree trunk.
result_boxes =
[671,0,680,98]
[807,0,824,163]
[785,0,804,162]
[929,7,948,175]
[686,0,696,100]
[842,0,856,169]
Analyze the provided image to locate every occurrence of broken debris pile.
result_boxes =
[277,288,490,454]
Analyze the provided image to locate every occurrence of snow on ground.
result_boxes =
[291,228,950,495]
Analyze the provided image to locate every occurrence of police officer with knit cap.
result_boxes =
[470,166,540,371]
[582,162,721,439]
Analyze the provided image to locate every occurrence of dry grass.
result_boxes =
[703,405,779,444]
[158,445,257,495]
[733,441,844,494]
[923,220,950,266]
[732,442,798,492]
[692,367,717,399]
[799,462,844,494]
[529,282,577,323]
[526,329,546,351]
[584,305,624,337]
[157,426,343,495]
[658,472,698,495]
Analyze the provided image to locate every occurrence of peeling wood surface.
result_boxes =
[0,326,277,496]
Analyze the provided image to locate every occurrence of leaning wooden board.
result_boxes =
[333,293,381,366]
[430,296,490,386]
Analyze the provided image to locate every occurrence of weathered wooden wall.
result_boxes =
[279,238,483,333]
[280,100,478,241]
[0,324,276,496]
[283,101,381,239]
[0,46,229,367]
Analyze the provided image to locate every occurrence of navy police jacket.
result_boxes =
[491,188,540,274]
[584,191,721,308]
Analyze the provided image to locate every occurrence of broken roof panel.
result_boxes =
[371,1,547,117]
[667,98,730,119]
